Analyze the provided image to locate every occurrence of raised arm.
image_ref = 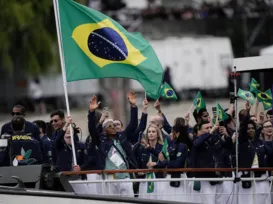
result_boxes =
[129,99,148,144]
[154,100,172,134]
[124,91,138,136]
[88,96,101,146]
[239,101,251,143]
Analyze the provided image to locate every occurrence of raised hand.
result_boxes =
[154,100,161,113]
[185,112,190,126]
[245,100,251,112]
[89,95,100,112]
[128,91,136,107]
[142,98,148,113]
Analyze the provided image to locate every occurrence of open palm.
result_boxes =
[89,95,100,111]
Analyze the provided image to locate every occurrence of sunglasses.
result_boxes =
[50,119,59,123]
[64,137,71,139]
[11,112,22,116]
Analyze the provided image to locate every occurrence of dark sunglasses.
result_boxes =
[11,112,22,116]
[50,119,59,123]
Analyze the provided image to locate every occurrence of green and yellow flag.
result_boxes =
[57,0,163,95]
[146,82,177,100]
[256,89,272,103]
[237,89,255,105]
[262,100,272,111]
[146,154,155,193]
[249,78,260,95]
[160,82,177,100]
[193,91,206,113]
[162,138,169,160]
[216,103,229,121]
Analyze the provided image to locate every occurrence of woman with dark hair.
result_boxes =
[156,121,190,202]
[237,101,272,204]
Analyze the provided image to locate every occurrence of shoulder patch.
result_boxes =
[177,152,182,157]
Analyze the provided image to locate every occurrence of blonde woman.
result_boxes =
[135,124,164,200]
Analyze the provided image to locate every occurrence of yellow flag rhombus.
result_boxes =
[72,19,146,68]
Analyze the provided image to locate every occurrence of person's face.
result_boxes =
[147,126,157,141]
[171,131,180,140]
[105,122,117,135]
[113,120,123,132]
[201,112,210,123]
[149,116,162,129]
[266,114,273,121]
[12,107,24,118]
[247,123,255,139]
[199,123,212,135]
[64,129,72,145]
[250,116,258,124]
[51,115,64,130]
[262,121,273,137]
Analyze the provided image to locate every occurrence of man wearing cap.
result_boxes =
[1,105,40,141]
[82,91,138,196]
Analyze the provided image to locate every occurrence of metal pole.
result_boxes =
[53,0,77,165]
[233,66,239,204]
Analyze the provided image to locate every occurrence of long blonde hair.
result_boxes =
[144,124,164,145]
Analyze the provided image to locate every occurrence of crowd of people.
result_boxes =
[0,90,273,204]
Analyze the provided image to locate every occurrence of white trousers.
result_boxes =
[105,175,134,197]
[162,174,190,202]
[238,173,271,204]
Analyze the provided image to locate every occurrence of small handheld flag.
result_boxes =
[146,154,155,193]
[216,103,229,121]
[193,91,206,113]
[262,100,272,111]
[160,82,177,100]
[256,89,272,103]
[249,78,260,95]
[161,138,169,160]
[237,89,255,105]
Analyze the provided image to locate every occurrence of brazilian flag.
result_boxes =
[160,82,177,100]
[57,0,163,95]
[146,172,155,193]
[256,89,272,103]
[193,91,206,113]
[262,100,272,111]
[161,138,169,160]
[216,103,229,121]
[146,82,177,100]
[146,154,155,193]
[237,89,255,105]
[249,78,260,95]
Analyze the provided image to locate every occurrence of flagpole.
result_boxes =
[233,66,239,204]
[53,0,77,165]
[187,103,194,113]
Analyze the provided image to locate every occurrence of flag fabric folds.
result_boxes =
[162,138,169,161]
[57,0,163,95]
[147,82,177,100]
[146,154,155,193]
[249,78,260,95]
[262,100,272,111]
[216,103,229,121]
[237,89,255,105]
[256,89,272,103]
[193,91,206,113]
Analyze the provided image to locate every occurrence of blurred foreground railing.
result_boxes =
[60,168,273,204]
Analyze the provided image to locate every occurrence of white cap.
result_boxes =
[102,119,114,130]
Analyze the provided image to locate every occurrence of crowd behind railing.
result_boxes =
[1,78,273,204]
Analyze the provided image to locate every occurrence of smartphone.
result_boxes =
[219,120,224,126]
[103,107,109,117]
[229,92,235,104]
